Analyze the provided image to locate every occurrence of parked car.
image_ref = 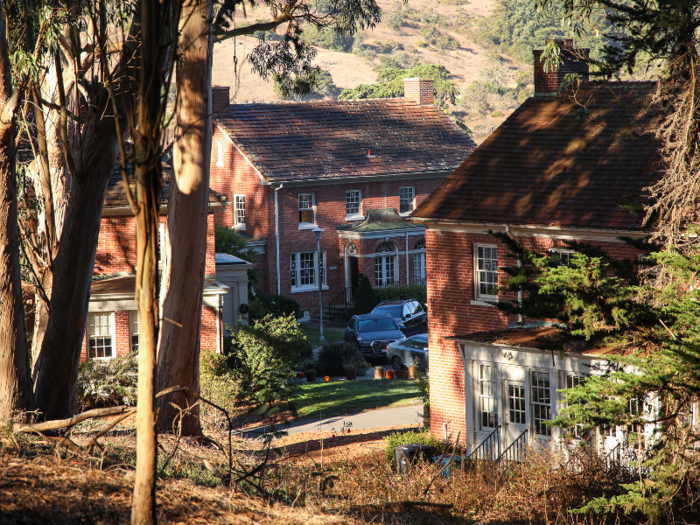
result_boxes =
[345,313,406,359]
[387,334,428,371]
[371,299,427,336]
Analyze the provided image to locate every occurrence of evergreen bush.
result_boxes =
[352,275,376,314]
[316,341,359,375]
[77,353,138,410]
[249,291,302,322]
[383,429,448,469]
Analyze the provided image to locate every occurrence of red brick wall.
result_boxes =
[427,229,643,444]
[209,128,442,315]
[533,40,590,95]
[95,213,217,277]
[201,304,219,352]
[404,78,434,105]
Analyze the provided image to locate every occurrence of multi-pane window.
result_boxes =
[399,186,415,213]
[508,383,526,424]
[413,239,426,285]
[291,251,325,290]
[346,190,362,218]
[414,253,426,285]
[479,365,498,428]
[476,245,498,299]
[375,242,396,287]
[551,249,575,266]
[88,312,113,359]
[234,195,246,227]
[298,194,315,225]
[531,371,551,435]
[565,374,586,437]
[129,311,139,352]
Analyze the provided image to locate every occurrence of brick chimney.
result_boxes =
[212,85,231,115]
[403,78,434,104]
[533,39,589,96]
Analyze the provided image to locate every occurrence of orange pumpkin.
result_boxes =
[324,375,331,382]
[385,369,396,379]
[299,371,305,378]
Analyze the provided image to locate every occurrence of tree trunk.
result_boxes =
[156,0,214,437]
[0,0,31,423]
[31,118,119,420]
[132,0,169,520]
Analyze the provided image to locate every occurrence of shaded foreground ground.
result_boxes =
[0,414,666,524]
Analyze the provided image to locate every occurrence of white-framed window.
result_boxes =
[345,190,362,219]
[216,141,224,167]
[475,244,498,300]
[87,312,114,359]
[479,364,499,429]
[550,248,575,266]
[291,250,326,291]
[234,194,246,228]
[399,186,415,214]
[375,241,397,288]
[413,238,426,285]
[564,373,586,437]
[298,193,316,226]
[129,311,139,352]
[531,371,552,436]
[507,382,526,424]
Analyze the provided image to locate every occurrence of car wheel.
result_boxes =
[392,356,404,369]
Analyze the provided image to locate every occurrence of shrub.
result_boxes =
[384,429,448,469]
[353,275,376,314]
[316,341,359,376]
[249,291,301,322]
[386,10,405,33]
[77,353,138,410]
[200,351,240,427]
[374,284,427,309]
[302,25,354,52]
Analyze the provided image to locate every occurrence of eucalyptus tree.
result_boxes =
[156,0,385,435]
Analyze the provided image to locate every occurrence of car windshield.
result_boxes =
[373,305,402,317]
[358,318,397,333]
[406,336,428,350]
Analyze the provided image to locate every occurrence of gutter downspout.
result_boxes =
[275,184,284,295]
[505,224,524,325]
[405,232,409,285]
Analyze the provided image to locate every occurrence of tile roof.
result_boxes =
[104,161,228,211]
[216,99,476,182]
[413,82,663,231]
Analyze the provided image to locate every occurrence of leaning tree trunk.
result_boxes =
[156,0,214,437]
[0,0,31,423]
[31,116,119,420]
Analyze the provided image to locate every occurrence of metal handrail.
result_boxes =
[468,425,501,461]
[325,287,352,321]
[497,429,528,463]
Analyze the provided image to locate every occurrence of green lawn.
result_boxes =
[302,327,345,347]
[293,379,420,420]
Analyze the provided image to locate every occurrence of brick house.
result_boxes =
[81,168,231,360]
[208,78,476,317]
[411,40,662,454]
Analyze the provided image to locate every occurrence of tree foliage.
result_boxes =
[352,275,376,315]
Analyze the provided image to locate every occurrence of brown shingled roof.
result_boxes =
[104,162,228,212]
[216,99,475,181]
[413,82,663,231]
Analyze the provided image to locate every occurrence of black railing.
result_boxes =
[325,287,354,321]
[497,429,528,463]
[468,425,501,461]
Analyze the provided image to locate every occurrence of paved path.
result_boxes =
[234,404,424,438]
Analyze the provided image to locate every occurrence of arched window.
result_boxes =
[374,242,397,287]
[414,238,426,285]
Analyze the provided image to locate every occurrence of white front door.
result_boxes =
[502,367,529,448]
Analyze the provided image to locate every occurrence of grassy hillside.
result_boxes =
[211,0,603,143]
